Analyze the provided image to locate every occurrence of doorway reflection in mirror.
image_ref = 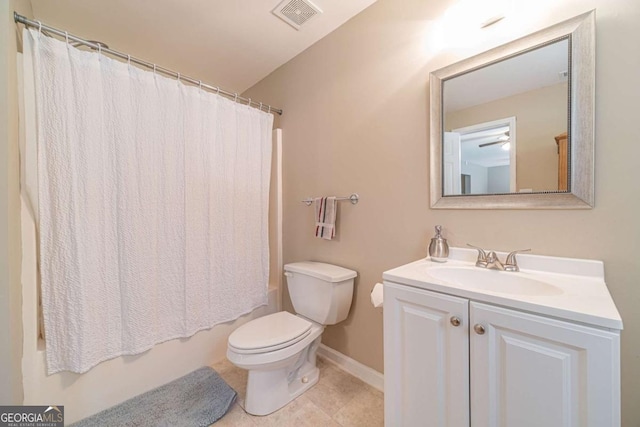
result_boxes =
[444,117,516,195]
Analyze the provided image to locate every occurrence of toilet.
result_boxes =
[227,261,357,416]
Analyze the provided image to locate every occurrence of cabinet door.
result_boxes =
[384,282,469,427]
[470,302,620,427]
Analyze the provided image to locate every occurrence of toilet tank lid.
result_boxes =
[284,261,357,282]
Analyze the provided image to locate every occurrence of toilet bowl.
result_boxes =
[226,261,357,416]
[227,311,324,416]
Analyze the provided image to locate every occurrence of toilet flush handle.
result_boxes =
[284,272,293,277]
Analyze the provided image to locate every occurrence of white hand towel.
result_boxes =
[314,196,337,240]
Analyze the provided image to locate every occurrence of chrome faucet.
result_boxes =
[486,251,505,270]
[466,244,488,268]
[467,244,531,272]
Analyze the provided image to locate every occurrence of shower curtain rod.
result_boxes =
[13,12,283,116]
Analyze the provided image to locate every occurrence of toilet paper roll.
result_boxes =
[371,283,384,308]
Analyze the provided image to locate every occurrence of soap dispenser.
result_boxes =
[428,225,449,262]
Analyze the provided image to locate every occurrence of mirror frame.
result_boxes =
[430,10,595,209]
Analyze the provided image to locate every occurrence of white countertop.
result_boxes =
[382,247,623,330]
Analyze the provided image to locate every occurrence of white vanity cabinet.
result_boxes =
[384,282,470,427]
[470,301,620,427]
[384,282,621,427]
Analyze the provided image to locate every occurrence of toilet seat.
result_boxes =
[228,312,312,355]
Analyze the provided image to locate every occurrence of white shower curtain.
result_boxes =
[25,28,274,374]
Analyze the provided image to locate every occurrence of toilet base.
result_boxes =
[244,336,321,416]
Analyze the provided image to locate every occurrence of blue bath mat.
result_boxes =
[71,366,237,427]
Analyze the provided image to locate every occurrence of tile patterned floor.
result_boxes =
[211,356,384,427]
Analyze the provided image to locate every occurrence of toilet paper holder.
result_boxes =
[371,283,384,308]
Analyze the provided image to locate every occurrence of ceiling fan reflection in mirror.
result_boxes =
[479,131,510,150]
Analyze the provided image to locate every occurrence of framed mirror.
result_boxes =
[430,11,594,209]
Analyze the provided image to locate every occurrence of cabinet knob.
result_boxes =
[474,324,486,335]
[450,316,461,327]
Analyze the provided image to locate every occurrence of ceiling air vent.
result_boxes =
[272,0,323,30]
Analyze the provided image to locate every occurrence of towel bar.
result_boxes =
[302,193,359,206]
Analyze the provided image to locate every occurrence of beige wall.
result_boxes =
[446,82,568,192]
[0,0,32,405]
[244,0,640,424]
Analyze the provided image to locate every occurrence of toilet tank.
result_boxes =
[284,262,357,325]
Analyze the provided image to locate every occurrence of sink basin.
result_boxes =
[426,266,563,296]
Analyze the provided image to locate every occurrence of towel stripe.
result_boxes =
[315,197,325,237]
[320,197,327,238]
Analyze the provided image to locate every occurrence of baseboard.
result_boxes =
[317,344,384,392]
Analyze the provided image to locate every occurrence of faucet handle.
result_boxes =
[467,244,488,267]
[504,249,531,272]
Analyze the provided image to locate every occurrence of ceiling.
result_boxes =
[28,0,378,93]
[444,38,569,113]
